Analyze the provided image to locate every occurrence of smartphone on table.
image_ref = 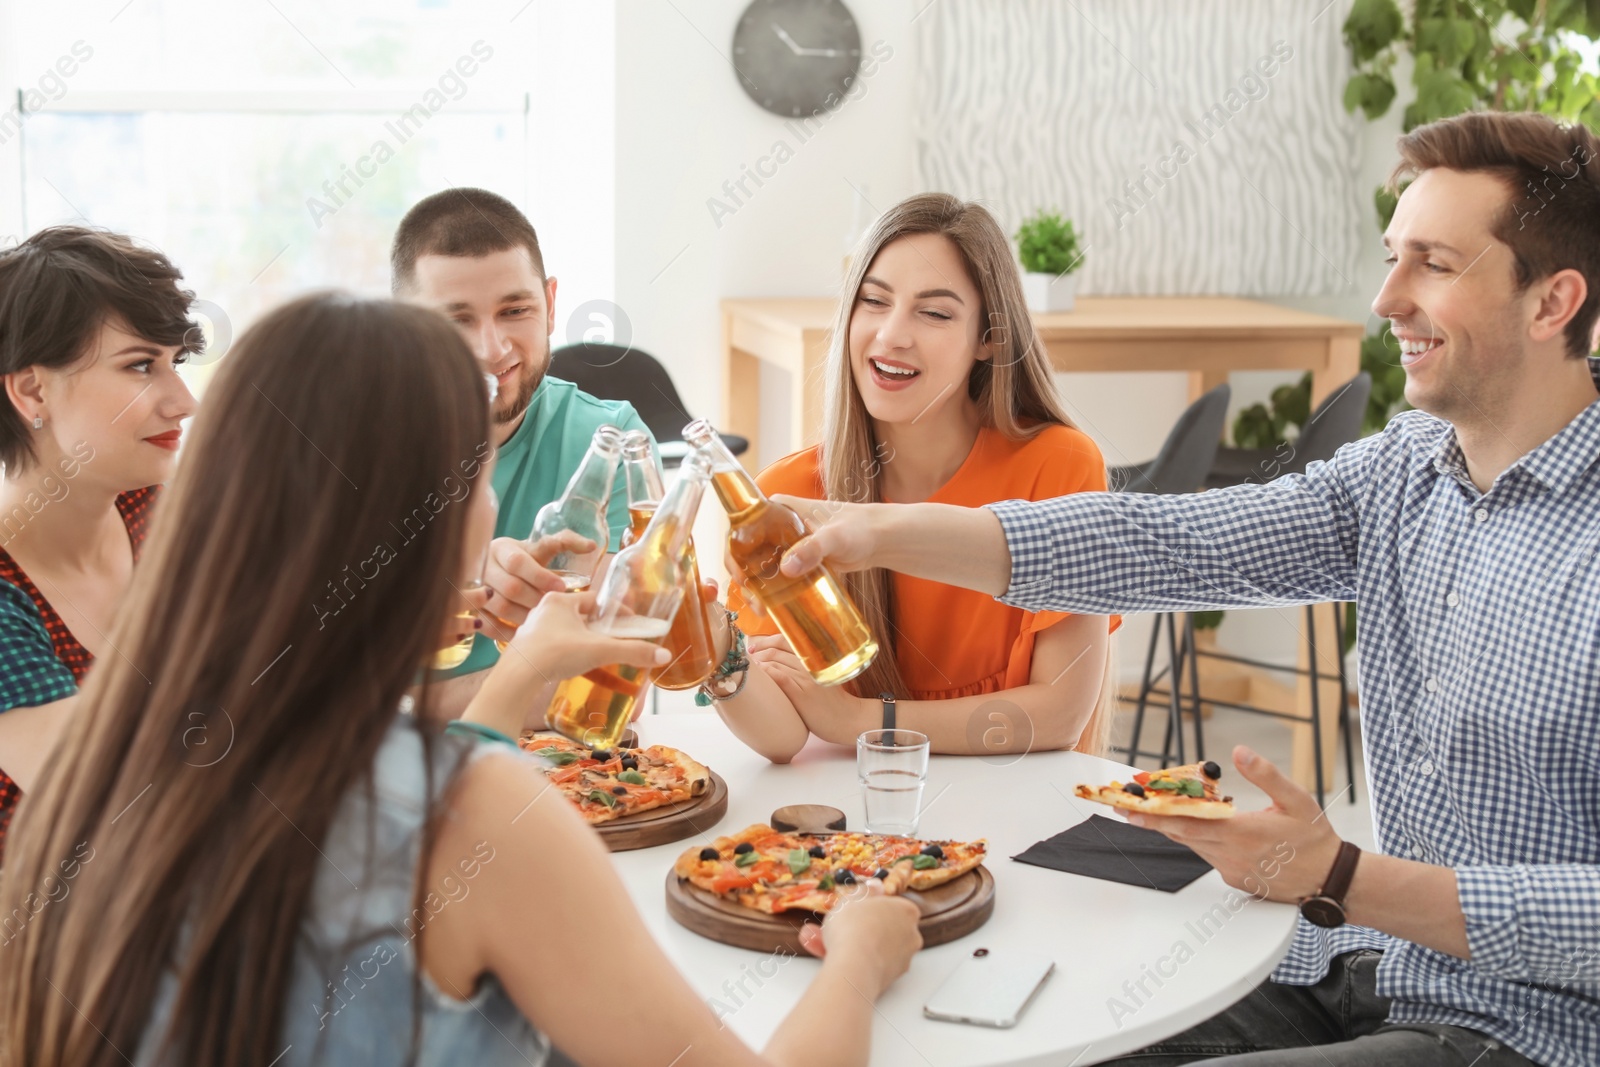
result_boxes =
[922,948,1055,1029]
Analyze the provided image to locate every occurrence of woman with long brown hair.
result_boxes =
[712,193,1118,760]
[0,293,920,1066]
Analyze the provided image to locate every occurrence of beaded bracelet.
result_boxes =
[694,609,750,706]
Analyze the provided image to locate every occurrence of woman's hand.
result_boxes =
[498,592,668,685]
[798,881,922,999]
[749,635,869,745]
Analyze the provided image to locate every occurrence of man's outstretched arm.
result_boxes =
[779,453,1361,617]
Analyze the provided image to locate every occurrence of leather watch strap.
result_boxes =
[1298,840,1363,928]
[1320,840,1363,903]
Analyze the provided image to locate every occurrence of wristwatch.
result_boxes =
[1299,841,1362,928]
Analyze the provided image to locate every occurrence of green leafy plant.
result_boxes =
[1013,211,1084,275]
[1342,0,1600,131]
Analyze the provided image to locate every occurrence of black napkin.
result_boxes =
[1011,814,1213,892]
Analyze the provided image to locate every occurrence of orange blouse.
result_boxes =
[729,425,1121,701]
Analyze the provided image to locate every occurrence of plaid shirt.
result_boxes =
[990,389,1600,1067]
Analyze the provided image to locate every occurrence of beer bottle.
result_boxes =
[529,424,622,592]
[618,431,719,690]
[681,419,877,686]
[546,450,711,748]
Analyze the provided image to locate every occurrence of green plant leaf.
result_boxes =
[1231,404,1280,450]
[1014,210,1083,275]
[1344,0,1405,62]
[1343,72,1397,118]
[1374,183,1402,231]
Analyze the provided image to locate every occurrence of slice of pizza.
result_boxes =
[675,824,988,914]
[1074,760,1235,819]
[520,732,711,825]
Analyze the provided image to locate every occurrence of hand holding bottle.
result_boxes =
[498,592,671,684]
[478,531,600,642]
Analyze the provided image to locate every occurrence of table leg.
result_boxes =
[797,328,831,454]
[1310,334,1363,410]
[1187,369,1230,403]
[723,313,763,472]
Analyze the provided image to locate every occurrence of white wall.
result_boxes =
[615,0,1404,680]
[614,0,919,453]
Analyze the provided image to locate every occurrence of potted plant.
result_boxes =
[1013,210,1084,312]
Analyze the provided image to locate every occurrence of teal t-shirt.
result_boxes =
[448,375,654,676]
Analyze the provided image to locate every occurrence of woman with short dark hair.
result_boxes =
[0,226,198,854]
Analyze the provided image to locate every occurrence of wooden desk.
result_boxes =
[722,295,1365,471]
[721,295,1365,792]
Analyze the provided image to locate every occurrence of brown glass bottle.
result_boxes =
[681,419,877,686]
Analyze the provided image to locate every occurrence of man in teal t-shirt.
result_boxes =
[392,187,654,713]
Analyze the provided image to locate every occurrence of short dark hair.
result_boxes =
[390,187,546,294]
[0,226,198,470]
[1389,111,1600,357]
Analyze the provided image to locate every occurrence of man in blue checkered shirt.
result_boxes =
[773,111,1600,1066]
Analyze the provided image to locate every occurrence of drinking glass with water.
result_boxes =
[857,729,930,836]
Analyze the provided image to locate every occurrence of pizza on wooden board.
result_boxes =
[520,732,711,825]
[674,823,988,915]
[1075,760,1235,819]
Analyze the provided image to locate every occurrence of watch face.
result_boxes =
[1300,896,1347,929]
[732,0,863,118]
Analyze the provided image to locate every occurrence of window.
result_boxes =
[3,0,615,380]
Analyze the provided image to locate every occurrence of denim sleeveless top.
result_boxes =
[139,716,550,1066]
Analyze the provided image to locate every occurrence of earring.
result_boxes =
[32,417,42,430]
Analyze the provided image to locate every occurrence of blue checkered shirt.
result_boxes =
[990,396,1600,1067]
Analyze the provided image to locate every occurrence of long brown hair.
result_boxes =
[822,193,1114,753]
[0,293,490,1065]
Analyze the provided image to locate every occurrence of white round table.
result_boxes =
[617,714,1299,1066]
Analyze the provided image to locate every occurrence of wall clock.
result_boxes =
[732,0,863,119]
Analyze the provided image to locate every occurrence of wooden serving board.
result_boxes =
[520,729,726,852]
[665,864,995,953]
[597,770,729,852]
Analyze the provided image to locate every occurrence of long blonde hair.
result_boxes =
[821,193,1115,754]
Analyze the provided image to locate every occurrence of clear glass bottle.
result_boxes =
[528,424,622,592]
[618,431,718,690]
[682,419,877,686]
[546,450,712,748]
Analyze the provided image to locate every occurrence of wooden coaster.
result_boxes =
[770,804,847,834]
[665,865,995,953]
[597,771,728,852]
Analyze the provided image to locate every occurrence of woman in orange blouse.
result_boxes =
[715,193,1118,761]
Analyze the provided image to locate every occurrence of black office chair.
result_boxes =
[1133,373,1371,807]
[550,343,748,464]
[1110,384,1232,495]
[1204,373,1371,488]
[1110,385,1230,770]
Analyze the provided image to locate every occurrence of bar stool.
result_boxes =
[1129,373,1371,808]
[1107,384,1230,768]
